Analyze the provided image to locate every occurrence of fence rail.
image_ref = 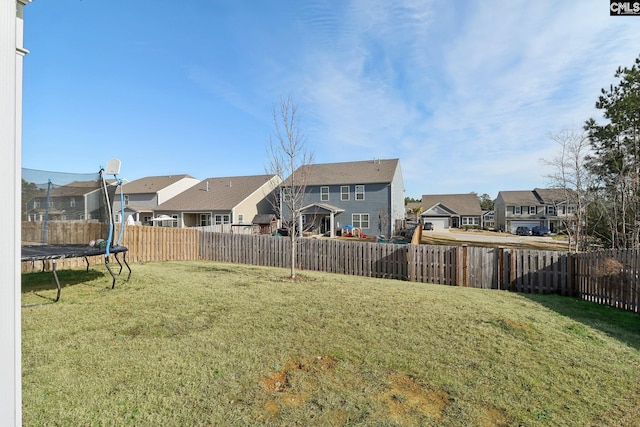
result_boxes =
[20,223,640,312]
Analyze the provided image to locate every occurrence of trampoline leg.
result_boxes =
[104,256,117,289]
[83,256,90,272]
[114,253,124,274]
[122,252,132,281]
[52,260,61,302]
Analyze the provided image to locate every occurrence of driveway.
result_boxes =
[425,229,560,245]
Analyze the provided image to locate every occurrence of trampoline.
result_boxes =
[21,159,131,302]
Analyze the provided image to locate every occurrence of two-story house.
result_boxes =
[280,159,405,238]
[495,188,578,233]
[114,174,200,225]
[419,193,484,229]
[23,178,106,222]
[153,174,282,231]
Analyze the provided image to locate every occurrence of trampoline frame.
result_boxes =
[21,160,131,302]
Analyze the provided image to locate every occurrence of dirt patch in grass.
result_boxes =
[379,374,451,424]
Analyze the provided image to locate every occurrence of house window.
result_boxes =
[341,186,349,201]
[124,195,129,206]
[355,185,365,201]
[143,216,151,224]
[33,200,40,208]
[546,205,556,215]
[462,217,479,226]
[48,200,54,208]
[214,214,230,225]
[566,206,575,215]
[115,214,120,223]
[320,186,329,201]
[282,187,292,203]
[200,214,211,226]
[352,213,369,229]
[70,198,76,207]
[171,215,178,228]
[514,206,521,215]
[529,206,537,215]
[238,214,244,223]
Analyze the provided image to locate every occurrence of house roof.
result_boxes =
[498,188,577,205]
[118,174,196,194]
[284,159,400,186]
[155,174,278,211]
[421,193,483,216]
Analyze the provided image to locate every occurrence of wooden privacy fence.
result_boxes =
[21,223,199,272]
[20,222,640,312]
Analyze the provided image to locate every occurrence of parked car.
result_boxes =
[532,226,551,236]
[423,222,433,231]
[515,226,532,236]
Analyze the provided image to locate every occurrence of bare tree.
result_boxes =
[266,96,314,279]
[542,129,592,252]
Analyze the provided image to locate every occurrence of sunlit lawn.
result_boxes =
[22,261,640,426]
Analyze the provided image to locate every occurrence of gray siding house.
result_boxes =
[420,193,484,230]
[495,188,578,233]
[280,159,405,238]
[114,174,199,225]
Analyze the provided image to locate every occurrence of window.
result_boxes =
[341,186,350,201]
[115,214,120,223]
[143,216,151,224]
[33,200,40,208]
[171,215,178,228]
[214,214,230,225]
[529,206,537,215]
[48,201,54,208]
[352,213,370,229]
[282,187,292,202]
[200,214,211,226]
[238,214,244,223]
[462,217,479,226]
[514,206,521,214]
[546,205,556,215]
[355,185,365,201]
[320,186,329,201]
[70,198,76,207]
[123,195,129,206]
[566,206,576,215]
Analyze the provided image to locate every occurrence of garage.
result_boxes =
[423,217,449,230]
[510,221,540,234]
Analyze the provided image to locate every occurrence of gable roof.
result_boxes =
[285,159,400,186]
[118,174,196,194]
[421,193,483,216]
[155,174,277,211]
[498,188,577,205]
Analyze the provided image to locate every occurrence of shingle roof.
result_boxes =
[284,159,399,186]
[118,174,196,194]
[155,175,278,211]
[421,193,483,215]
[497,190,541,205]
[499,188,577,205]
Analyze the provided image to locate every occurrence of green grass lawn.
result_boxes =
[22,261,640,426]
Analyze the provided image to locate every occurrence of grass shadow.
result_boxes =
[522,293,640,351]
[22,269,105,305]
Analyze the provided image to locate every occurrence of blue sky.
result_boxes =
[22,0,640,199]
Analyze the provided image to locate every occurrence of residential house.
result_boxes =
[494,188,578,233]
[420,193,484,229]
[153,174,282,230]
[280,159,405,238]
[23,178,107,222]
[113,174,200,225]
[483,210,496,230]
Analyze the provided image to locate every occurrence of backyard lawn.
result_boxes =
[22,261,640,426]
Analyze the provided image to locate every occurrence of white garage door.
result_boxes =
[510,221,540,234]
[425,218,449,230]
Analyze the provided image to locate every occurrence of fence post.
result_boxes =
[568,252,577,297]
[497,247,504,290]
[457,245,468,287]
